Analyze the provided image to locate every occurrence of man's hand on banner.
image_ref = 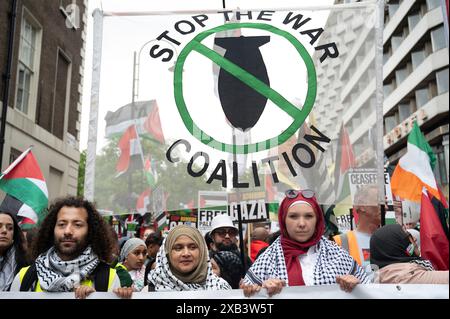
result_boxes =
[74,285,95,299]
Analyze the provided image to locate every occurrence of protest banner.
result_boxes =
[2,284,447,299]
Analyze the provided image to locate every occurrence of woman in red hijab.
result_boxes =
[241,190,369,297]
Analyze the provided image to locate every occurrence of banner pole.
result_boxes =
[84,9,104,201]
[375,0,385,212]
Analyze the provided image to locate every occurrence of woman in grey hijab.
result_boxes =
[119,238,147,291]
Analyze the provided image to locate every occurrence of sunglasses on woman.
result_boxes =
[285,189,315,199]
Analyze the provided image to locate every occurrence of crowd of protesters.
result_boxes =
[0,187,448,298]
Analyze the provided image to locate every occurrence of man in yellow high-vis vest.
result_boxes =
[333,185,381,269]
[10,196,132,299]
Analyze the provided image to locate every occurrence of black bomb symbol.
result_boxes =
[214,36,270,131]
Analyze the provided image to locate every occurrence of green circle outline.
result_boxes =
[174,22,317,154]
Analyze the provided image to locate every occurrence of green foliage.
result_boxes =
[77,150,86,197]
[93,136,222,214]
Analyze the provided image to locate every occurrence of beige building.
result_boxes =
[0,0,88,201]
[311,0,449,196]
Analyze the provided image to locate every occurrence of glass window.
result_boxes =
[408,12,421,31]
[431,26,446,52]
[411,50,426,70]
[384,83,393,98]
[426,0,441,11]
[347,121,354,134]
[352,116,360,131]
[384,115,397,133]
[415,87,429,108]
[383,51,391,64]
[16,17,37,115]
[395,67,409,84]
[354,142,362,155]
[388,3,400,18]
[16,64,31,114]
[391,35,403,51]
[433,147,448,186]
[19,20,36,68]
[436,68,449,94]
[9,148,23,164]
[398,103,411,122]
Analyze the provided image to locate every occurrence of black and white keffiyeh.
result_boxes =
[148,239,231,291]
[244,237,370,286]
[35,246,100,292]
[410,259,434,271]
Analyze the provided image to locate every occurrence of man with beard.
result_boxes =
[209,214,252,273]
[333,185,381,275]
[10,196,132,299]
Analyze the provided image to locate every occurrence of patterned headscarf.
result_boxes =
[148,225,231,291]
[278,192,325,285]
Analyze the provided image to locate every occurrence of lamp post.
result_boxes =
[133,39,179,102]
[130,39,178,230]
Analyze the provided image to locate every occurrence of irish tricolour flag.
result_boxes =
[0,147,48,225]
[391,122,441,203]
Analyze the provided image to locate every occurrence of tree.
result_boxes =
[93,136,222,214]
[77,150,86,197]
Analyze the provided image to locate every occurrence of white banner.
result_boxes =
[1,284,448,299]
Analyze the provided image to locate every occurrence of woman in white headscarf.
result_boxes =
[119,238,147,292]
[147,225,231,291]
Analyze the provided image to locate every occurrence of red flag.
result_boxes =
[136,188,152,216]
[143,104,165,144]
[0,147,48,224]
[339,125,355,171]
[265,174,275,202]
[186,199,195,209]
[116,125,144,176]
[420,190,449,270]
[334,124,355,201]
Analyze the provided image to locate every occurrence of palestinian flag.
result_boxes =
[334,124,355,202]
[0,194,36,229]
[143,103,165,144]
[391,122,441,203]
[198,191,228,211]
[0,147,48,225]
[144,157,157,188]
[136,189,151,216]
[155,211,167,230]
[116,124,144,176]
[105,100,157,138]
